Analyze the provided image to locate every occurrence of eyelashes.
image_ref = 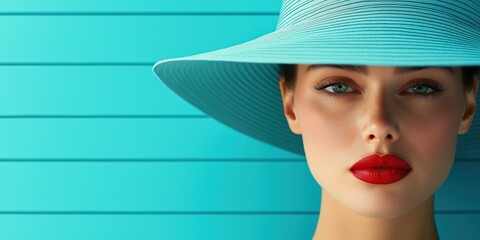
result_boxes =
[313,78,445,100]
[314,78,354,95]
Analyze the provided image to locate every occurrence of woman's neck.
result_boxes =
[312,191,439,240]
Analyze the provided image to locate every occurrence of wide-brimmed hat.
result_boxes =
[153,0,480,158]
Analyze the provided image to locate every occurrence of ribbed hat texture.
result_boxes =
[153,0,480,157]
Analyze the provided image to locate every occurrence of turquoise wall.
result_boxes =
[0,0,478,239]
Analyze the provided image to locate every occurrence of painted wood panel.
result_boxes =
[0,66,199,115]
[0,0,282,13]
[0,118,299,158]
[0,16,277,63]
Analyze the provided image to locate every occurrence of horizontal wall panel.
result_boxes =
[0,214,476,240]
[0,0,281,13]
[0,16,277,62]
[0,161,317,211]
[0,214,318,240]
[0,66,201,115]
[0,118,300,158]
[0,161,477,211]
[435,161,480,211]
[436,214,480,240]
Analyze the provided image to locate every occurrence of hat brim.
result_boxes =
[153,12,480,158]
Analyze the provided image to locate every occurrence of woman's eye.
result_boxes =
[325,83,354,93]
[406,84,435,94]
[400,80,445,100]
[315,79,355,94]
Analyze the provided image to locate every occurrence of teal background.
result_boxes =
[0,0,478,239]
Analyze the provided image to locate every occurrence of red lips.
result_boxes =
[350,154,412,184]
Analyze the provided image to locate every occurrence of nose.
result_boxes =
[366,131,397,142]
[361,93,400,144]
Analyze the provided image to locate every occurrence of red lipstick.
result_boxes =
[350,154,412,184]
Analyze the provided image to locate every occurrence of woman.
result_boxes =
[278,64,477,239]
[153,0,479,239]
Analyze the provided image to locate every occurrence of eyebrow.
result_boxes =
[306,64,454,76]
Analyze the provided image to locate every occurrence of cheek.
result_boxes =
[401,99,463,189]
[406,113,459,160]
[299,106,356,146]
[294,97,358,185]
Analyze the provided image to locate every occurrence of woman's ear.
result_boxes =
[279,76,302,135]
[458,71,479,134]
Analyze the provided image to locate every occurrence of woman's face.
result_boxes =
[279,65,478,218]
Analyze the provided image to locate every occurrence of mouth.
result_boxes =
[349,154,412,184]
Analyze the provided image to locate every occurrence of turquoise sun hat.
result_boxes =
[153,0,480,157]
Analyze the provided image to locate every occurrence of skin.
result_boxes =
[278,65,478,240]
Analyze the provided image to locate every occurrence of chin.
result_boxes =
[343,191,423,220]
